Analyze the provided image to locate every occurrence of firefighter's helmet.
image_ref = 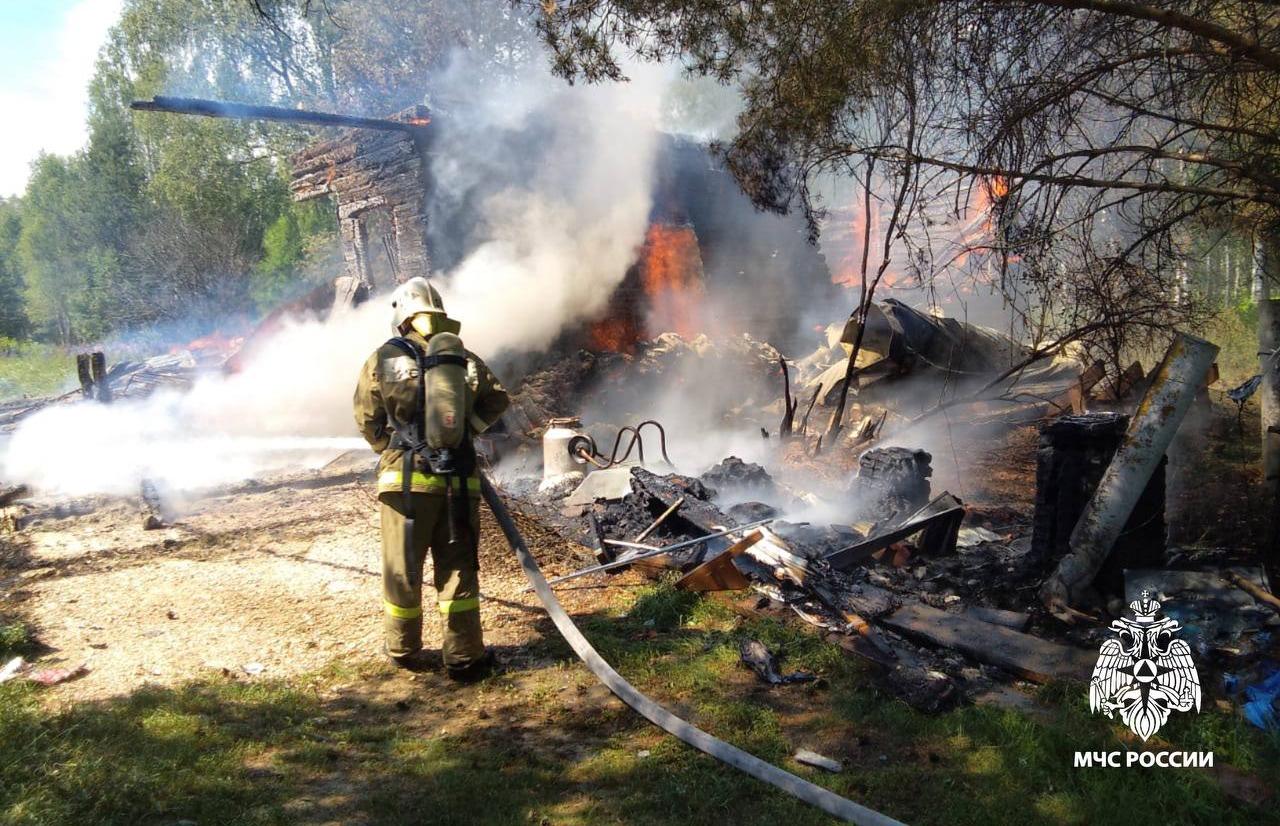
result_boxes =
[390,277,446,332]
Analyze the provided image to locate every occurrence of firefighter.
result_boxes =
[353,278,509,680]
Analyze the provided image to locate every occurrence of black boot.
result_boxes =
[446,649,495,683]
[388,648,435,672]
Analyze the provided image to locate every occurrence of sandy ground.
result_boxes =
[0,453,610,703]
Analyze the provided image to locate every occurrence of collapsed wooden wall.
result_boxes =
[289,105,432,304]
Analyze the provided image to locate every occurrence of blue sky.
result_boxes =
[0,0,124,197]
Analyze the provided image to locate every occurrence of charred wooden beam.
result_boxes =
[130,96,429,134]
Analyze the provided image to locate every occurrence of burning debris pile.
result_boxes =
[490,324,1279,719]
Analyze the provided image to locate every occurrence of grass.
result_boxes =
[0,340,76,401]
[2,581,1278,825]
[1203,302,1260,389]
[0,619,34,659]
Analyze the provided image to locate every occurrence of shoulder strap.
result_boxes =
[422,353,468,370]
[385,337,467,371]
[385,336,422,360]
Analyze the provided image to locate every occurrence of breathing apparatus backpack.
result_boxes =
[383,331,476,581]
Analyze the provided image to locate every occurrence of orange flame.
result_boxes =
[639,223,705,339]
[955,175,1009,268]
[829,201,907,289]
[588,316,643,353]
[587,222,707,352]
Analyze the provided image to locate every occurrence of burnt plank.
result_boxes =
[962,605,1031,631]
[882,601,1095,683]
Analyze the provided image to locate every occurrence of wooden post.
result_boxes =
[75,353,94,398]
[90,351,111,403]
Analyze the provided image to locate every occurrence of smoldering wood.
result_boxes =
[629,467,738,537]
[779,356,798,437]
[140,479,166,530]
[634,496,685,543]
[824,493,965,571]
[962,605,1031,631]
[548,519,776,588]
[744,530,898,624]
[675,531,763,591]
[798,384,822,435]
[91,352,110,403]
[853,447,933,523]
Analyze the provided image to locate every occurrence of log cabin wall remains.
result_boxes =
[288,105,432,306]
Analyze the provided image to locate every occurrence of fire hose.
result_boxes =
[479,473,904,826]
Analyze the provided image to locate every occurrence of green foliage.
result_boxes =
[0,0,543,347]
[251,200,337,309]
[252,212,305,308]
[1206,302,1264,388]
[0,340,76,400]
[0,201,28,340]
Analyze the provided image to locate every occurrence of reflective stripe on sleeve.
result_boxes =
[384,600,424,620]
[438,596,480,614]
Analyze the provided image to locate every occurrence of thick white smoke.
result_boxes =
[1,301,384,496]
[0,55,674,497]
[430,56,667,355]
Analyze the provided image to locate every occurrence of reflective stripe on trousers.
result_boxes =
[377,471,482,495]
[384,600,423,619]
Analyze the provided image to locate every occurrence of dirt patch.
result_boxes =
[0,459,622,704]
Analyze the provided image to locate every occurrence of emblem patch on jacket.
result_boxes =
[380,356,419,382]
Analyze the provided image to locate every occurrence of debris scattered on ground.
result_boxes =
[956,526,1002,548]
[26,663,89,686]
[0,656,25,683]
[701,456,777,501]
[793,748,843,773]
[0,484,29,507]
[676,531,762,592]
[738,638,816,686]
[7,301,1270,734]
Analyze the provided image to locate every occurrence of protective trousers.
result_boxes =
[379,491,483,668]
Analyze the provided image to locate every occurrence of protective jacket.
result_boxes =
[353,330,509,495]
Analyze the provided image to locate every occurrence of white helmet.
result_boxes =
[390,277,445,331]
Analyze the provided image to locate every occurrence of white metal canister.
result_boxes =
[541,417,588,486]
